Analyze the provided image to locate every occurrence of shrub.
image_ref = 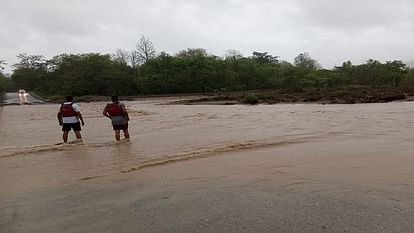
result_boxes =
[243,94,259,104]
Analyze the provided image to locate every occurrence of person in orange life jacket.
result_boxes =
[57,96,85,143]
[103,96,130,141]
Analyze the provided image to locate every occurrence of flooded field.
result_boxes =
[1,97,414,232]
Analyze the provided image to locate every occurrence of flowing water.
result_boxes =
[1,97,414,194]
[2,95,414,232]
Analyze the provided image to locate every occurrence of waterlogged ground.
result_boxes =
[1,97,414,232]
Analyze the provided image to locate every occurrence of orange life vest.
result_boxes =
[60,103,77,117]
[106,103,123,116]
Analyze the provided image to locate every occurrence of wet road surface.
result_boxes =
[2,92,45,105]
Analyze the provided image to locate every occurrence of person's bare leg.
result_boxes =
[74,131,82,141]
[123,129,130,139]
[63,131,69,143]
[114,130,121,141]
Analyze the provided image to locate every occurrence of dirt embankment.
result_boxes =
[33,86,414,105]
[170,87,411,105]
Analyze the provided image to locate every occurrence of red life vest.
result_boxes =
[106,103,123,116]
[60,103,77,117]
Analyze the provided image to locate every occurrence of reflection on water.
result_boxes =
[1,98,414,184]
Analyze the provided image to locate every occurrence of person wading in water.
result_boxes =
[57,96,85,143]
[103,96,130,141]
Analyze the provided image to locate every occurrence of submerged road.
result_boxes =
[2,92,45,105]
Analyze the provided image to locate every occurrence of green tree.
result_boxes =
[292,53,322,90]
[11,54,47,91]
[402,68,414,88]
[139,49,224,94]
[0,72,9,94]
[384,60,407,87]
[334,61,354,86]
[294,52,321,71]
[51,53,135,96]
[252,51,278,64]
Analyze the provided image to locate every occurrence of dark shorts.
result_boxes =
[62,122,81,132]
[113,123,128,131]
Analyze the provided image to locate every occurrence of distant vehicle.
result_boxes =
[19,89,28,96]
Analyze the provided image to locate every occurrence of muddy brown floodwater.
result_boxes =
[1,98,414,233]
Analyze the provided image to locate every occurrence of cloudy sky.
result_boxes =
[1,0,414,72]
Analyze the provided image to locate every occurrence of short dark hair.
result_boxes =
[111,96,119,102]
[66,96,73,102]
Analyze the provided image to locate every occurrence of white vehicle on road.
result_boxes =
[19,89,28,96]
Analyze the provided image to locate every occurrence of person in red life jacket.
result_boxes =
[103,96,130,141]
[57,96,85,143]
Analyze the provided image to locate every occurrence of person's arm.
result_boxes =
[77,112,85,126]
[121,104,130,121]
[103,105,111,119]
[57,112,63,126]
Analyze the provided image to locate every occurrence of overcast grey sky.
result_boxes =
[1,0,414,73]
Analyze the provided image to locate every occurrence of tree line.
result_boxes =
[3,36,414,99]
